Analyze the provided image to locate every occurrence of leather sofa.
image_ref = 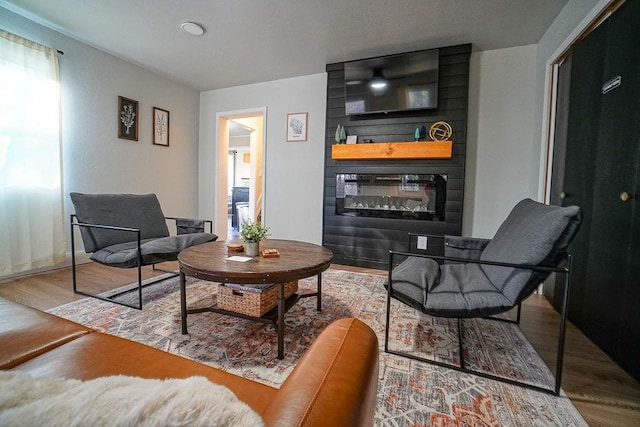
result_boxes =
[0,297,379,426]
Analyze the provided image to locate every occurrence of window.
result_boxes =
[0,30,64,277]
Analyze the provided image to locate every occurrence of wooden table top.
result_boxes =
[178,239,333,284]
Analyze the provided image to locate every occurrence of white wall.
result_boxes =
[465,45,538,238]
[199,74,328,244]
[1,7,201,256]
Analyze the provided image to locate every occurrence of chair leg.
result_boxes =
[72,248,177,310]
[385,244,573,396]
[457,318,465,370]
[71,215,78,294]
[72,268,177,310]
[554,254,572,395]
[137,253,143,309]
[384,253,394,353]
[70,215,178,309]
[385,299,562,395]
[384,261,571,396]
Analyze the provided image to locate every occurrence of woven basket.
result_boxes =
[217,281,298,317]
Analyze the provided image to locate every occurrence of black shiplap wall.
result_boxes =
[322,44,472,269]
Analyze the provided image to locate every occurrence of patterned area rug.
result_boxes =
[48,269,586,426]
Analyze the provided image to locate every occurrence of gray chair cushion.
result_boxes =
[390,256,440,311]
[425,264,512,317]
[391,258,512,318]
[71,193,169,253]
[90,233,217,268]
[480,198,580,303]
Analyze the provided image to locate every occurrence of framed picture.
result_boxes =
[286,112,308,142]
[118,96,139,141]
[346,135,358,144]
[153,107,170,147]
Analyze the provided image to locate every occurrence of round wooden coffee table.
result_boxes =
[178,239,333,359]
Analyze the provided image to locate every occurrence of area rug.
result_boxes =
[48,269,586,426]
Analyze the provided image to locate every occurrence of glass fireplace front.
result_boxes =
[335,173,446,221]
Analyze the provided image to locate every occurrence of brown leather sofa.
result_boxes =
[0,297,379,426]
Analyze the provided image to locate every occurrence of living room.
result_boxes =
[1,0,639,425]
[1,1,578,244]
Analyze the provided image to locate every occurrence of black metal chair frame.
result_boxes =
[70,214,213,310]
[384,249,573,396]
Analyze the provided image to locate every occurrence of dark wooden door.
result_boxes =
[585,0,640,380]
[549,0,640,381]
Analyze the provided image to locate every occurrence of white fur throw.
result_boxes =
[0,371,263,427]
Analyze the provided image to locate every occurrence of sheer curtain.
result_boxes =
[0,30,65,277]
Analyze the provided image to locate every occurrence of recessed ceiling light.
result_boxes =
[181,22,205,36]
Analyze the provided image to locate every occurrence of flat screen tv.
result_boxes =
[344,49,439,115]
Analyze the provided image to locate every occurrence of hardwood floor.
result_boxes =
[2,262,639,426]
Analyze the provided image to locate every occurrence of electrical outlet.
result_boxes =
[417,236,428,250]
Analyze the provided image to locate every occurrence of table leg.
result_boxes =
[180,271,188,334]
[277,282,285,359]
[317,273,322,311]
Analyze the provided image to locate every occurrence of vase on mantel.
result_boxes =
[245,242,260,257]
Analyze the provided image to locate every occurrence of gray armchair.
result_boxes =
[70,193,217,309]
[385,198,581,395]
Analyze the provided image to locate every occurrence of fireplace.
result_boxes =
[335,173,446,221]
[323,45,470,268]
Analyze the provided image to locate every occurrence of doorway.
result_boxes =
[216,109,266,241]
[228,122,251,239]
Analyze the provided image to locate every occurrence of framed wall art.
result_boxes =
[286,112,308,142]
[153,107,170,147]
[118,96,139,141]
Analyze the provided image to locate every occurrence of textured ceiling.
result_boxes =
[2,0,568,91]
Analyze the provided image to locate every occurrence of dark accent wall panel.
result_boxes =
[322,44,472,269]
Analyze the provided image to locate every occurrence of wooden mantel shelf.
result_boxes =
[331,141,452,160]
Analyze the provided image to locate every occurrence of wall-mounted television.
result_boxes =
[344,49,439,116]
